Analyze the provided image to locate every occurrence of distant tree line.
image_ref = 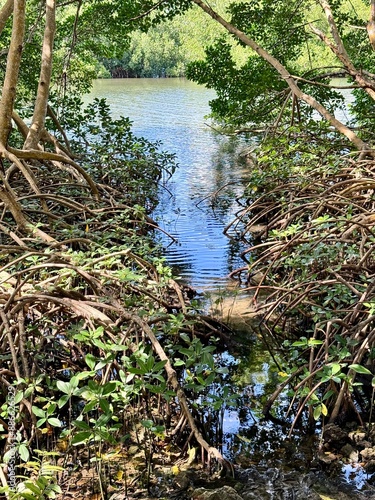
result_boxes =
[101,1,243,78]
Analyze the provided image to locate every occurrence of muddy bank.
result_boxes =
[86,464,375,500]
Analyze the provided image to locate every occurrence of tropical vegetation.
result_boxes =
[0,0,375,498]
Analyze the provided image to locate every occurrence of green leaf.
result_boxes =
[154,359,167,371]
[36,418,47,428]
[95,414,111,427]
[101,382,117,396]
[21,482,42,496]
[349,364,372,375]
[307,339,323,346]
[85,354,97,370]
[145,384,165,393]
[14,390,24,404]
[58,394,70,408]
[47,403,57,416]
[178,347,193,357]
[141,419,154,429]
[32,406,45,418]
[76,370,96,380]
[71,431,92,445]
[125,373,135,383]
[2,449,15,463]
[179,333,191,343]
[73,419,91,430]
[56,380,72,395]
[330,363,341,375]
[321,403,328,416]
[83,400,98,413]
[17,494,37,500]
[323,389,335,400]
[292,340,307,347]
[111,345,128,351]
[205,372,216,385]
[70,375,80,389]
[173,358,185,366]
[41,464,64,473]
[313,405,322,420]
[127,367,146,375]
[99,398,110,414]
[48,483,62,493]
[47,418,62,427]
[18,443,30,462]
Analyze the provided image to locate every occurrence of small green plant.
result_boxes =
[0,452,63,500]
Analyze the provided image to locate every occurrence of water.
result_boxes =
[86,79,372,496]
[87,78,354,294]
[88,78,252,292]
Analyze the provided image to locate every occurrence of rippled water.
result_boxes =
[88,78,252,292]
[87,78,354,293]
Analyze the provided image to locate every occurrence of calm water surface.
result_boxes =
[89,78,252,292]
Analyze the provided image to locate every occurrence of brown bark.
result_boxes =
[0,0,98,238]
[24,0,56,149]
[317,0,375,99]
[0,0,25,147]
[8,147,100,198]
[191,0,371,155]
[0,170,28,230]
[368,0,375,51]
[0,0,14,36]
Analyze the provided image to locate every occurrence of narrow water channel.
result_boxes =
[87,79,371,497]
[87,77,284,459]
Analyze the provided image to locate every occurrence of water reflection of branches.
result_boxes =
[195,181,242,209]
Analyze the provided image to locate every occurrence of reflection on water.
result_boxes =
[88,78,252,292]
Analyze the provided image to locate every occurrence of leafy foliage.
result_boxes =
[184,0,375,133]
[102,0,255,78]
[227,124,375,427]
[0,97,234,493]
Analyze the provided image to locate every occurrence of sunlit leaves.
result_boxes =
[349,364,372,376]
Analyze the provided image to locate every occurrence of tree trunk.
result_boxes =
[368,0,375,51]
[24,0,56,150]
[0,0,25,147]
[0,0,14,36]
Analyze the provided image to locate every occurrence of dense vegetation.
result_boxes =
[101,1,246,78]
[0,0,375,498]
[0,1,234,498]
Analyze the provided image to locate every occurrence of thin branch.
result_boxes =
[0,0,26,146]
[128,0,165,21]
